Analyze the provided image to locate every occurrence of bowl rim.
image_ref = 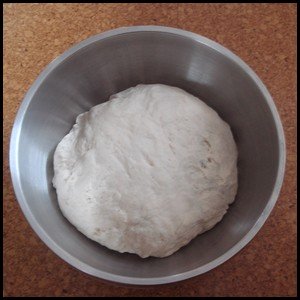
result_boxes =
[9,25,286,285]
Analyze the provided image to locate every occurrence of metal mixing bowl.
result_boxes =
[10,26,286,285]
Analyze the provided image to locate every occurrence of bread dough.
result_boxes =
[53,84,238,258]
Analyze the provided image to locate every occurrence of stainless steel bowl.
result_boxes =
[10,26,286,285]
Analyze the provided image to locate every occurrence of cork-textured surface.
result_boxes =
[3,3,296,297]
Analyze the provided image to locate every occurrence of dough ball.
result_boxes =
[53,84,238,258]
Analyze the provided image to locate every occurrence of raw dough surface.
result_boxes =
[53,84,238,258]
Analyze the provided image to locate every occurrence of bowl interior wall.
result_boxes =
[17,32,279,278]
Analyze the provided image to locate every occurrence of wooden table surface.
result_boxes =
[3,3,297,297]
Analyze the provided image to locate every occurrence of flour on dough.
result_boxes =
[53,84,238,258]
